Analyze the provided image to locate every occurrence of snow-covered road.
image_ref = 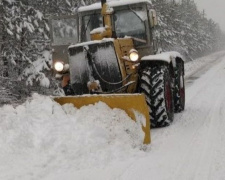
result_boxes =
[1,51,225,180]
[122,51,225,180]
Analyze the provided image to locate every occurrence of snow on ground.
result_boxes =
[0,94,146,179]
[1,51,225,179]
[185,51,225,78]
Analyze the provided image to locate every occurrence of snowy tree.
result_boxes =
[28,0,97,15]
[0,0,100,105]
[1,0,51,105]
[152,0,225,59]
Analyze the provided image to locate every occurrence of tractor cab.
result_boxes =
[78,0,157,55]
[50,0,158,64]
[50,15,78,64]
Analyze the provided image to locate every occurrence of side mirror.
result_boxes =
[149,9,158,27]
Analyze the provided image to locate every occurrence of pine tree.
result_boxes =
[1,0,51,105]
[152,0,225,59]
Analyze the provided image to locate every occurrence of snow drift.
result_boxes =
[0,93,148,179]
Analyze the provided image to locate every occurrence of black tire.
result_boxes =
[63,83,74,96]
[173,62,185,112]
[139,64,174,128]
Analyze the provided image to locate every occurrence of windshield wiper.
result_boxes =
[82,12,97,40]
[125,36,147,44]
[132,37,147,43]
[129,6,144,22]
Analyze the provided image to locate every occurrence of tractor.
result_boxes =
[49,0,185,144]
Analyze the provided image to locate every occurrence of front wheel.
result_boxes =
[139,64,174,128]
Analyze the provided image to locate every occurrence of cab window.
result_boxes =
[81,13,103,42]
[52,18,78,45]
[113,7,147,45]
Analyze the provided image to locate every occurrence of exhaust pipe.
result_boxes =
[101,0,106,7]
[101,0,106,27]
[91,0,113,40]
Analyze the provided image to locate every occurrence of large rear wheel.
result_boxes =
[174,61,185,112]
[139,64,174,128]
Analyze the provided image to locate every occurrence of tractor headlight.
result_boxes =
[129,49,139,62]
[54,61,64,72]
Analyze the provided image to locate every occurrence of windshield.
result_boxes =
[82,13,103,42]
[51,18,78,46]
[113,8,147,43]
[80,7,147,45]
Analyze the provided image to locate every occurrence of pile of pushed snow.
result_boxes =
[0,94,147,173]
[185,51,225,78]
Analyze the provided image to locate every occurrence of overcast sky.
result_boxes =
[194,0,225,31]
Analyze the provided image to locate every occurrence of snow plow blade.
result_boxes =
[54,94,151,144]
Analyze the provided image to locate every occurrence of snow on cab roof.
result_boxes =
[78,0,152,12]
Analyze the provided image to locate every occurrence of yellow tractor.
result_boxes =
[50,0,185,144]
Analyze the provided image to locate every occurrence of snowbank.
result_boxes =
[0,94,147,179]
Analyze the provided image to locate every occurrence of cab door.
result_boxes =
[49,15,78,64]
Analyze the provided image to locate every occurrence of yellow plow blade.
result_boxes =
[53,94,151,144]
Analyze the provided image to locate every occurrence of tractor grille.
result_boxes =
[68,41,122,95]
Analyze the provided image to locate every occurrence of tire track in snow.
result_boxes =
[174,88,224,180]
[171,54,225,180]
[193,66,225,180]
[209,81,225,180]
[195,94,225,180]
